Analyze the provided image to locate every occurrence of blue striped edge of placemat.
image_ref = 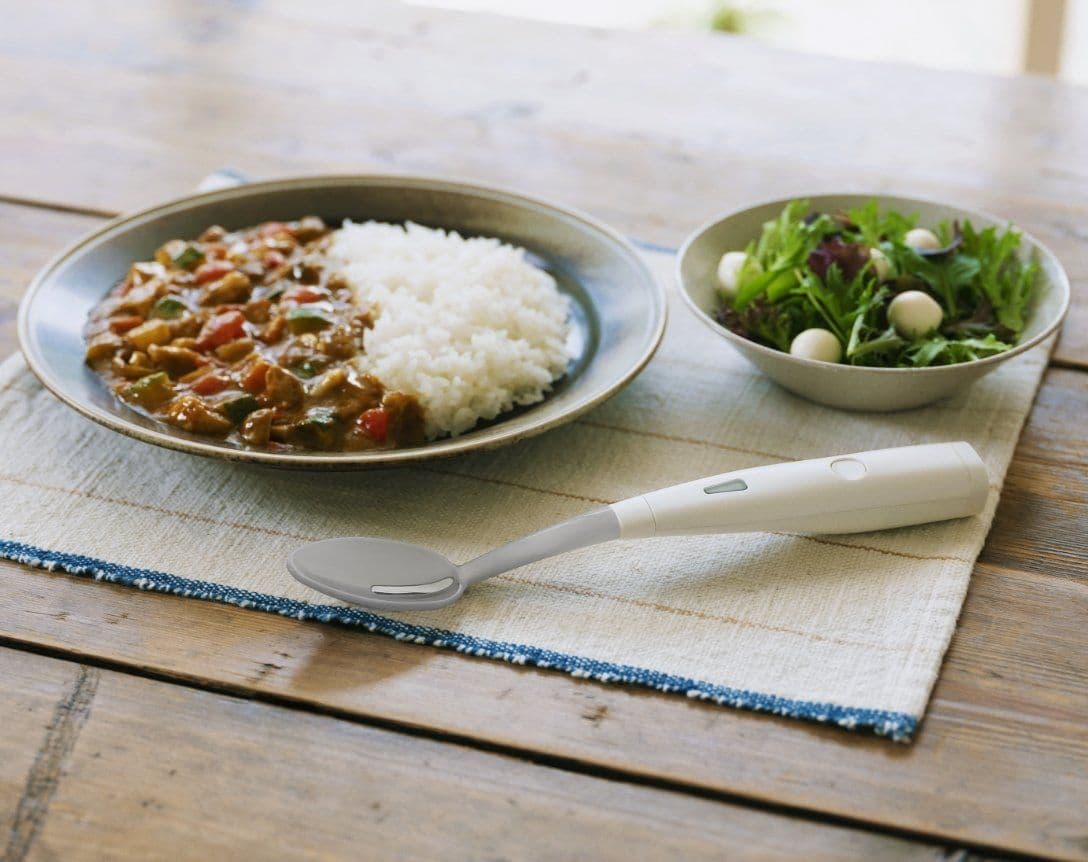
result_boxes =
[0,539,918,741]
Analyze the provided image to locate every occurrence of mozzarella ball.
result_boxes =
[789,328,842,364]
[888,290,943,338]
[868,246,891,280]
[904,228,941,251]
[717,251,760,298]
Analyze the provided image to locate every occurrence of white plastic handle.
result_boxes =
[610,442,989,539]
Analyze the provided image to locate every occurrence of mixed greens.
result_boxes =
[714,199,1039,367]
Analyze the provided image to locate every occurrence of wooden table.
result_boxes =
[1,3,1085,859]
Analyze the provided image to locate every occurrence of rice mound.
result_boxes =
[328,221,571,439]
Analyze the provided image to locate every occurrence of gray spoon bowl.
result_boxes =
[288,538,467,611]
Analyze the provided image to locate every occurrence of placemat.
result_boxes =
[0,248,1050,740]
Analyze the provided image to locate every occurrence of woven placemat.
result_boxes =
[0,249,1049,740]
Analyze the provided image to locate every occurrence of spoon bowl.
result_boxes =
[288,538,466,611]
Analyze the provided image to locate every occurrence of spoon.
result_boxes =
[288,442,988,611]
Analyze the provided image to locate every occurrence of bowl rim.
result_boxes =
[676,191,1071,375]
[17,172,667,468]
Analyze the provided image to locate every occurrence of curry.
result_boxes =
[83,217,425,451]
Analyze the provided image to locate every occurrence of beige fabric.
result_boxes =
[0,250,1049,737]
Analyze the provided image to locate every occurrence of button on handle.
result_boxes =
[830,458,867,480]
[703,478,748,494]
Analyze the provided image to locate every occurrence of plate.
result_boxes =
[18,175,666,468]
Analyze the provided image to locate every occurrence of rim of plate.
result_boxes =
[676,191,1070,375]
[18,173,667,468]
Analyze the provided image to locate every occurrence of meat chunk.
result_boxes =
[113,279,167,316]
[163,395,233,435]
[125,319,172,350]
[383,391,426,447]
[146,343,207,377]
[264,364,305,408]
[85,332,124,364]
[200,271,252,305]
[243,296,273,323]
[318,324,358,359]
[293,216,328,243]
[259,314,287,344]
[199,225,228,242]
[215,338,256,363]
[239,408,275,446]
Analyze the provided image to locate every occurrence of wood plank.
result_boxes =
[3,0,1088,211]
[0,648,950,861]
[1,367,1085,859]
[0,2,1086,365]
[0,203,102,357]
[983,370,1088,577]
[0,650,88,859]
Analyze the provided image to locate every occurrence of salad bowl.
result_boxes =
[677,194,1070,411]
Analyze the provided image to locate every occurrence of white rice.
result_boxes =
[327,221,571,439]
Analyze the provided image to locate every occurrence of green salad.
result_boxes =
[713,199,1039,367]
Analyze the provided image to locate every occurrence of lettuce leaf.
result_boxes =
[714,199,1040,368]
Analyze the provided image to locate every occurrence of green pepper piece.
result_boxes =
[291,359,323,379]
[172,245,205,270]
[285,305,334,334]
[305,406,339,427]
[221,394,260,424]
[150,296,187,319]
[123,371,174,409]
[287,405,341,449]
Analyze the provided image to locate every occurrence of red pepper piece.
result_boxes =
[108,315,145,334]
[194,310,246,352]
[242,361,270,393]
[358,407,389,444]
[191,373,230,396]
[193,261,235,285]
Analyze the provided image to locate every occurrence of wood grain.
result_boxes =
[1,3,1087,858]
[0,0,1084,365]
[0,204,102,357]
[0,366,1084,858]
[0,651,90,861]
[0,648,952,862]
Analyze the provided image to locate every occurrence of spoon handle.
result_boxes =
[459,508,621,585]
[610,442,988,540]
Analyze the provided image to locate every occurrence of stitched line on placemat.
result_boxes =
[574,419,794,461]
[0,472,977,565]
[0,474,318,543]
[0,539,919,742]
[0,375,30,400]
[777,533,974,564]
[415,467,611,505]
[495,574,912,653]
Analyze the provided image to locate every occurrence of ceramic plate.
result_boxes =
[18,175,666,468]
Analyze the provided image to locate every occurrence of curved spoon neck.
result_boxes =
[458,507,621,585]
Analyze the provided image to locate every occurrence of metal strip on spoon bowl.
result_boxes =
[288,442,989,611]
